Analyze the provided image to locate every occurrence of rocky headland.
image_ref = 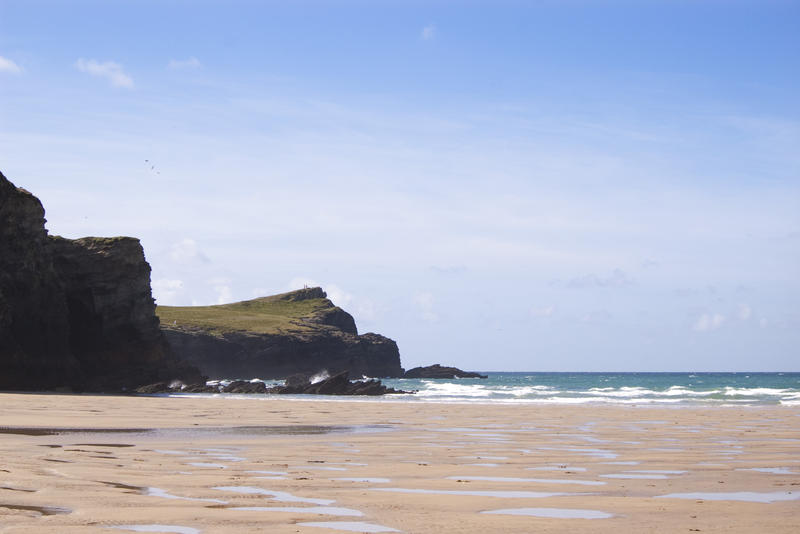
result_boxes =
[157,287,404,380]
[2,170,476,396]
[0,171,200,391]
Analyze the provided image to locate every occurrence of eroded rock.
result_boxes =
[0,170,202,392]
[403,364,487,379]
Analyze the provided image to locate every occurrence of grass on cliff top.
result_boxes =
[156,291,331,336]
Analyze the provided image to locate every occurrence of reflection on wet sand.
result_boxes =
[0,503,71,515]
[481,507,614,519]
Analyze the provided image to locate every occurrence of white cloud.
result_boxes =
[170,238,210,263]
[168,57,201,70]
[413,291,438,323]
[210,278,233,305]
[693,313,726,332]
[152,278,183,305]
[530,306,555,318]
[0,55,22,74]
[421,25,436,40]
[74,58,133,88]
[326,284,354,308]
[738,304,752,321]
[215,286,232,304]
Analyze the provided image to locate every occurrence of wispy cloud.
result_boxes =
[0,55,22,74]
[168,57,201,70]
[566,269,634,289]
[421,24,436,40]
[641,259,659,269]
[530,306,555,318]
[430,265,467,276]
[738,304,752,321]
[169,238,210,263]
[693,313,725,332]
[74,58,133,88]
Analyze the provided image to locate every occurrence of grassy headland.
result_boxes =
[156,288,334,336]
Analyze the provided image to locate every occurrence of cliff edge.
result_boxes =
[157,288,404,379]
[0,171,200,391]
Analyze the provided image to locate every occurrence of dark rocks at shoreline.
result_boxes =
[134,382,172,394]
[0,170,202,392]
[135,371,412,396]
[222,380,267,394]
[180,383,220,393]
[403,364,488,379]
[269,370,411,396]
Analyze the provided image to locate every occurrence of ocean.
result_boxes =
[204,372,800,406]
[379,372,800,406]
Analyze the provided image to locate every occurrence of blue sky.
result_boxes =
[1,0,798,371]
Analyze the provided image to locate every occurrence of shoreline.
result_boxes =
[168,392,800,407]
[1,393,798,533]
[6,389,800,408]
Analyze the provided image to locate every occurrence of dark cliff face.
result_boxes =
[49,236,185,387]
[0,174,79,388]
[0,171,200,391]
[162,328,403,379]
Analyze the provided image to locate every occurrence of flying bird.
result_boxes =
[144,159,161,175]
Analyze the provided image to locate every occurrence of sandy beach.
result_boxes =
[1,393,798,533]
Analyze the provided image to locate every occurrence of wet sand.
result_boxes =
[1,393,798,533]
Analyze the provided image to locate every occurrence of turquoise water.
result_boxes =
[375,372,800,405]
[200,372,800,406]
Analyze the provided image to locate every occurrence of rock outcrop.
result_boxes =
[158,288,404,379]
[0,171,200,391]
[267,371,409,395]
[403,364,487,379]
[136,371,410,396]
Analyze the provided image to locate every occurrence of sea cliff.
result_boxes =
[157,287,404,379]
[0,171,199,391]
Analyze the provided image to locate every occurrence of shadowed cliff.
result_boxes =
[0,170,201,391]
[157,288,404,379]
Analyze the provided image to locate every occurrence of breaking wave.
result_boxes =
[377,373,800,406]
[191,372,800,406]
